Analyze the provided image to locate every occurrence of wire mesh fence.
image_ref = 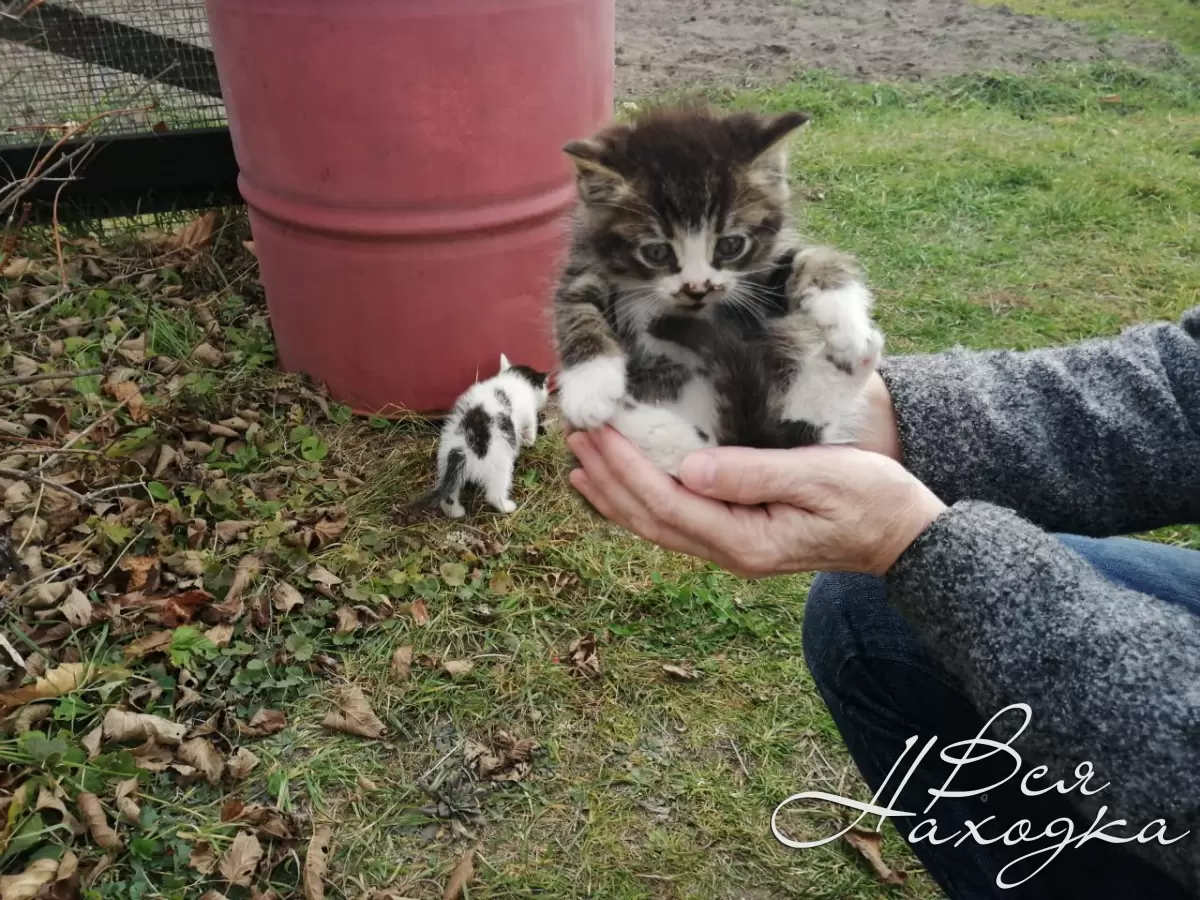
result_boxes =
[1,0,225,147]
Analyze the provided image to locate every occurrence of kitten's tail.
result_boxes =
[405,448,467,513]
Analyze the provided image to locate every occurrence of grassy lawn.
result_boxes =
[2,27,1198,900]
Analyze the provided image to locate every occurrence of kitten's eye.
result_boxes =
[639,242,674,266]
[715,235,748,261]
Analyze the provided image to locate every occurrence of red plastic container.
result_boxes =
[203,0,614,414]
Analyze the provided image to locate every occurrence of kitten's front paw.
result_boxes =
[805,283,883,375]
[557,356,627,429]
[611,403,717,478]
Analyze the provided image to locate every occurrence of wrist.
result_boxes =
[855,372,903,462]
[870,485,946,576]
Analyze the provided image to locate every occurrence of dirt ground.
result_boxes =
[614,0,1175,95]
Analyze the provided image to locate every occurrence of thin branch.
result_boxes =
[0,467,85,502]
[0,366,102,389]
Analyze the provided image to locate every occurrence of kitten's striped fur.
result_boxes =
[551,103,884,475]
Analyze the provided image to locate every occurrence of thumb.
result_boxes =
[679,446,845,506]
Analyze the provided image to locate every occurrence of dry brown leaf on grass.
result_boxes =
[442,847,477,900]
[104,380,149,423]
[59,588,93,627]
[178,737,224,785]
[77,792,122,850]
[842,827,906,886]
[129,739,175,773]
[661,664,699,681]
[390,646,413,680]
[198,892,229,900]
[226,747,260,780]
[0,662,89,712]
[273,582,305,614]
[189,842,218,875]
[214,520,257,544]
[118,555,159,592]
[124,630,174,660]
[410,598,430,627]
[102,708,187,746]
[113,778,140,824]
[34,787,85,836]
[219,831,263,888]
[192,343,225,368]
[214,553,263,622]
[205,623,235,648]
[304,824,332,900]
[332,606,359,634]
[160,590,215,627]
[321,685,385,739]
[236,708,287,738]
[466,732,539,783]
[441,659,474,678]
[567,634,601,680]
[0,856,57,900]
[221,802,295,841]
[163,211,217,253]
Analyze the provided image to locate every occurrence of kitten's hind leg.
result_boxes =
[780,349,876,445]
[482,459,518,514]
[610,400,717,478]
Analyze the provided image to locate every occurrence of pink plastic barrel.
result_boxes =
[203,0,614,414]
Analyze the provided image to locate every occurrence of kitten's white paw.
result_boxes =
[442,501,467,519]
[558,356,627,429]
[611,403,717,477]
[806,284,883,373]
[491,497,517,514]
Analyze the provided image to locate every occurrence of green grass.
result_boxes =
[977,0,1200,58]
[295,58,1198,898]
[4,31,1199,900]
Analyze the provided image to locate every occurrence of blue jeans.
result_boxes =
[802,534,1200,899]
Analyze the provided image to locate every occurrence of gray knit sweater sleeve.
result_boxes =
[877,306,1200,535]
[876,306,1200,889]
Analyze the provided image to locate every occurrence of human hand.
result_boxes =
[566,426,945,578]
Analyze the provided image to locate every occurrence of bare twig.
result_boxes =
[0,467,85,502]
[10,286,69,321]
[0,366,102,389]
[51,177,68,287]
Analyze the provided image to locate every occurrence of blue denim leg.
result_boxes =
[801,535,1200,900]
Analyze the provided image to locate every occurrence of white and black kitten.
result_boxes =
[551,104,884,474]
[412,355,549,518]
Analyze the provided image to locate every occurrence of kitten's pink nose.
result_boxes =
[681,281,712,300]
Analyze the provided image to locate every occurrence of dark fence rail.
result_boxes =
[1,0,239,225]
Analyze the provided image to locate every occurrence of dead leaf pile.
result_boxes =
[465,731,540,783]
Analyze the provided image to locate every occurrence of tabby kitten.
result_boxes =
[551,104,884,475]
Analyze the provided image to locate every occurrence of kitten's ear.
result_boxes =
[563,138,628,205]
[734,111,810,181]
[499,353,511,371]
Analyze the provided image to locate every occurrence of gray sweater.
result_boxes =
[877,306,1200,891]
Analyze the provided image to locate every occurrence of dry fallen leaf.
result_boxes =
[113,778,140,824]
[442,847,477,900]
[103,708,187,746]
[441,659,474,678]
[304,824,332,900]
[104,380,148,423]
[164,211,217,252]
[214,520,256,544]
[567,634,601,680]
[311,508,347,548]
[124,630,174,660]
[843,827,906,886]
[0,662,89,712]
[219,831,263,888]
[34,786,84,836]
[214,553,262,622]
[390,646,413,680]
[307,565,341,589]
[465,732,539,783]
[58,588,93,627]
[0,857,57,900]
[205,623,235,647]
[178,737,224,785]
[118,555,159,592]
[198,892,229,900]
[226,747,260,780]
[77,792,122,850]
[321,685,385,739]
[236,708,287,738]
[273,582,305,614]
[661,664,699,681]
[191,342,225,367]
[189,841,218,875]
[332,606,359,634]
[410,598,430,627]
[161,590,215,627]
